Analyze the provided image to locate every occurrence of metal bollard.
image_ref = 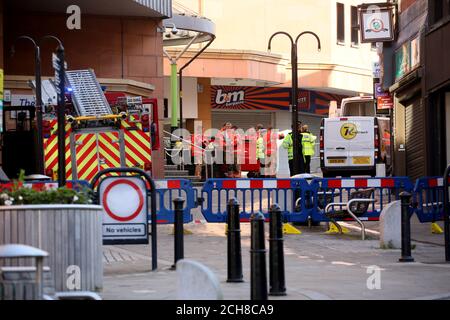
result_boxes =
[399,192,414,262]
[250,212,268,300]
[172,197,185,269]
[227,198,243,283]
[269,204,286,296]
[443,165,450,262]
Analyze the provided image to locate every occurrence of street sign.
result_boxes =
[372,62,381,79]
[99,176,149,245]
[374,83,389,99]
[377,96,393,109]
[52,53,67,95]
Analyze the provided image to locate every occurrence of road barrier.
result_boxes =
[3,175,449,234]
[152,179,195,224]
[200,178,310,223]
[413,177,450,223]
[308,177,414,223]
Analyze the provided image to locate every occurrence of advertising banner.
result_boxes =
[211,86,345,116]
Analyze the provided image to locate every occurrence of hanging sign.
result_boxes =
[360,5,395,43]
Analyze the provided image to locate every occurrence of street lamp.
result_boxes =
[41,35,66,187]
[11,36,45,175]
[268,31,321,176]
[11,35,67,186]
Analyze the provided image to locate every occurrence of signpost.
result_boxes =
[99,177,149,245]
[52,48,67,187]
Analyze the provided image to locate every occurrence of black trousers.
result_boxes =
[288,158,305,176]
[304,155,311,174]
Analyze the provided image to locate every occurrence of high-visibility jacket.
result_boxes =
[282,132,294,160]
[256,136,265,160]
[301,132,317,156]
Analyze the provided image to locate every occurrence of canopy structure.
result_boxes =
[162,1,216,129]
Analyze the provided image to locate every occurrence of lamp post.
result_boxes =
[268,31,321,175]
[11,36,45,175]
[42,35,66,187]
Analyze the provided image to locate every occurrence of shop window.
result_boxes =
[337,3,345,43]
[351,6,359,46]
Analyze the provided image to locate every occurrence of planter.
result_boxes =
[0,204,103,292]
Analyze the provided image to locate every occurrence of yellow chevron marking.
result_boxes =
[78,159,98,180]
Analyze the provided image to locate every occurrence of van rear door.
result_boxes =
[324,117,374,168]
[347,117,375,167]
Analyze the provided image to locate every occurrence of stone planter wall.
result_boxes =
[0,205,103,292]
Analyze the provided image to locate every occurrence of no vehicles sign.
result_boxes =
[99,177,149,245]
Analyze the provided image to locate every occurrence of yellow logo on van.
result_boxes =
[340,123,357,140]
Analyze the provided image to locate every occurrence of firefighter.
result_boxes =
[217,122,233,177]
[263,126,277,178]
[301,124,317,174]
[282,122,304,176]
[256,125,266,177]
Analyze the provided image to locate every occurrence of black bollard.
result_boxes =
[399,192,414,262]
[172,197,185,269]
[269,204,286,296]
[444,166,450,262]
[250,212,268,300]
[227,198,243,282]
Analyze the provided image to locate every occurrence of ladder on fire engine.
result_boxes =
[65,69,113,117]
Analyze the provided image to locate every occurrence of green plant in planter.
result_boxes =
[0,170,93,206]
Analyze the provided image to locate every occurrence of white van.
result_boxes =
[319,97,391,177]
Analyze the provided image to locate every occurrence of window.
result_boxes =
[351,6,359,45]
[429,0,445,25]
[337,3,345,43]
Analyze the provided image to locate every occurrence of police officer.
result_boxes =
[301,124,317,174]
[282,122,304,176]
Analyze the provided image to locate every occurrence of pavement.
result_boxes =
[100,212,450,300]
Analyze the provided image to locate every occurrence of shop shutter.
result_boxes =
[405,100,426,180]
[212,111,273,131]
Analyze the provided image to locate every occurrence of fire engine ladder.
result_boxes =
[65,69,113,117]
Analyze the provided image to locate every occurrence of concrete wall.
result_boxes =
[196,77,212,130]
[175,0,380,93]
[164,76,198,119]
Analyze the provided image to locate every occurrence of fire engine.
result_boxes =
[42,69,159,181]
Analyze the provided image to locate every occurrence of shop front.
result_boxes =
[425,18,450,174]
[210,85,345,136]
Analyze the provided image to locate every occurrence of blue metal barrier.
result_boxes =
[200,178,311,223]
[309,177,414,222]
[22,179,195,224]
[413,177,450,223]
[152,179,195,224]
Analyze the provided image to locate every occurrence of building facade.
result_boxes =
[163,0,381,139]
[0,0,171,178]
[384,0,450,179]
